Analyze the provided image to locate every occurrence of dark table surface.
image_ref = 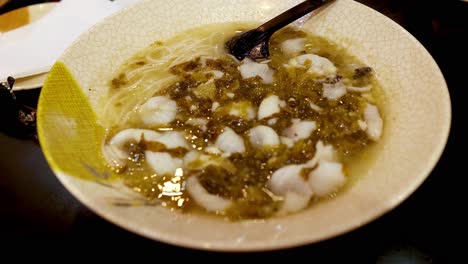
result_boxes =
[1,0,466,261]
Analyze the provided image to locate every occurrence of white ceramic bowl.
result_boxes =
[37,0,451,251]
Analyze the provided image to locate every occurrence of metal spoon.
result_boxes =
[226,0,335,61]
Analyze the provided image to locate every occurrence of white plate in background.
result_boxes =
[0,2,57,90]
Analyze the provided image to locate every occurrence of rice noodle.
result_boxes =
[97,30,228,128]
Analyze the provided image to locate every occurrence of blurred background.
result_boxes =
[1,0,466,261]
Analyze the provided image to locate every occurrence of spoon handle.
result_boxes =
[257,0,335,35]
[226,0,335,60]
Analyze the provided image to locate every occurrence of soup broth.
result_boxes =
[99,23,384,219]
